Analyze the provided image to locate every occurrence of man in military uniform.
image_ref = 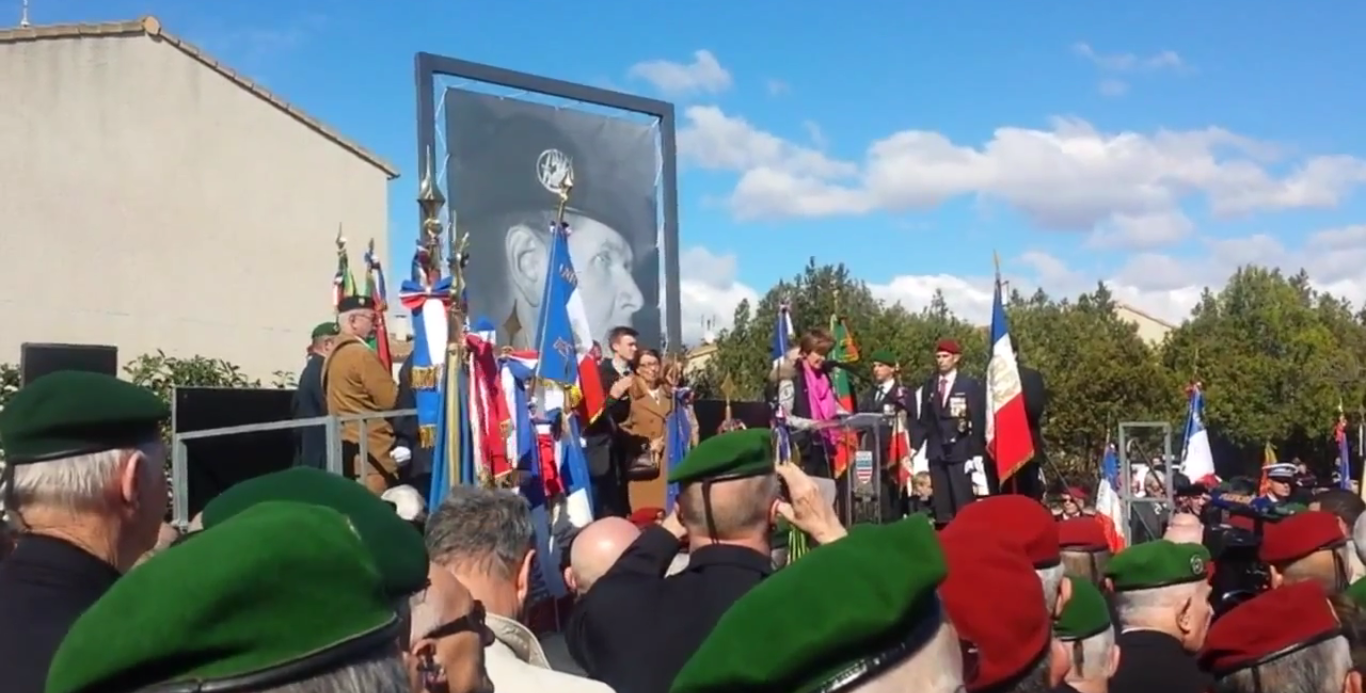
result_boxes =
[1105,540,1215,693]
[566,428,846,693]
[856,348,912,522]
[1253,463,1299,511]
[672,518,960,693]
[912,339,987,525]
[292,320,338,469]
[326,293,403,494]
[0,371,170,693]
[45,502,413,693]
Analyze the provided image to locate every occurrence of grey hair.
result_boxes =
[11,442,163,514]
[1066,626,1116,682]
[425,486,534,578]
[262,648,410,693]
[1213,636,1352,693]
[1114,582,1202,628]
[857,617,964,693]
[1037,564,1065,616]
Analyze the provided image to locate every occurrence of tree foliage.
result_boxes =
[694,261,1366,481]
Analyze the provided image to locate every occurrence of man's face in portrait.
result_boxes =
[566,213,644,340]
[505,211,645,344]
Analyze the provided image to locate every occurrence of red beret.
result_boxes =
[1199,582,1339,676]
[950,496,1060,568]
[1065,486,1088,501]
[1057,518,1109,551]
[629,507,665,528]
[934,339,961,355]
[1228,515,1256,532]
[1258,510,1345,565]
[941,536,1051,691]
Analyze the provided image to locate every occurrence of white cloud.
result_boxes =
[676,107,1366,229]
[802,120,827,150]
[627,50,732,97]
[1087,210,1194,250]
[766,79,790,96]
[1073,43,1185,72]
[674,247,760,346]
[1098,78,1129,97]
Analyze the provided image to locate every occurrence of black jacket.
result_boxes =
[291,353,328,469]
[912,372,987,463]
[0,535,123,693]
[1109,629,1211,693]
[567,526,772,693]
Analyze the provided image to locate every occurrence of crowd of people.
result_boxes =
[5,366,1366,692]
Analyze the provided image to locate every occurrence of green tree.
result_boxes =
[123,351,263,405]
[1161,266,1356,473]
[0,363,19,410]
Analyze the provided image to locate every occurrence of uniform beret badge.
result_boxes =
[1190,555,1205,575]
[537,148,573,193]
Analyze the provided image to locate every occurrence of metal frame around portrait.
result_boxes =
[414,52,683,350]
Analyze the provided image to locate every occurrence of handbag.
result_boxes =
[626,441,662,481]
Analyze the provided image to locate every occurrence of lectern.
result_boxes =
[836,413,893,526]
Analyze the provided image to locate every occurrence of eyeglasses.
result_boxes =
[425,600,495,648]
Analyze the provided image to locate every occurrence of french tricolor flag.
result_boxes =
[984,272,1034,483]
[534,222,606,426]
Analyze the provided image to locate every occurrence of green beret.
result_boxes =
[0,371,168,465]
[868,349,898,367]
[46,501,400,693]
[672,518,947,693]
[1105,539,1210,592]
[203,467,428,597]
[310,321,340,339]
[1347,578,1366,610]
[1055,576,1112,640]
[669,427,774,485]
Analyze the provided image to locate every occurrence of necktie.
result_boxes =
[938,377,948,402]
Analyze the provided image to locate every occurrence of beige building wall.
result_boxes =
[1113,303,1176,345]
[0,19,396,379]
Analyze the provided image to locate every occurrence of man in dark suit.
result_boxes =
[912,338,987,525]
[997,354,1049,500]
[291,321,337,469]
[857,349,913,522]
[584,325,637,517]
[391,350,432,491]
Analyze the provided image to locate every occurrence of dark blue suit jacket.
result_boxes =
[913,372,986,463]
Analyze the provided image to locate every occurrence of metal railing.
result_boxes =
[170,408,416,527]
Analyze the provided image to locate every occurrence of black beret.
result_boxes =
[0,371,168,464]
[336,294,375,312]
[443,89,655,244]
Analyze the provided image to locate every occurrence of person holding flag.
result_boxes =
[912,339,986,525]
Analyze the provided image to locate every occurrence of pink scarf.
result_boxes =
[802,361,839,448]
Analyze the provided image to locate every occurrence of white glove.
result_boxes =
[967,456,990,497]
[391,446,413,466]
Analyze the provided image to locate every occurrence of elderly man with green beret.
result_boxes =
[569,427,847,693]
[1054,576,1119,693]
[1104,540,1214,693]
[46,501,412,693]
[291,320,339,469]
[673,518,958,693]
[0,371,170,693]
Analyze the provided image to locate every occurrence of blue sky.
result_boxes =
[20,0,1366,337]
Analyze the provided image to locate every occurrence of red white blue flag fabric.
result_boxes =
[534,222,606,426]
[985,278,1034,482]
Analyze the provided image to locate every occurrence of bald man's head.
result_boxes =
[1164,513,1204,545]
[566,517,640,596]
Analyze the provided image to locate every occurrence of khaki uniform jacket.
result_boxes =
[324,335,399,470]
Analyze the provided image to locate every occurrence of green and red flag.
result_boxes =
[828,313,860,478]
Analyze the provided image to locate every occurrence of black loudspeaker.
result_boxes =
[173,387,298,518]
[20,343,118,385]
